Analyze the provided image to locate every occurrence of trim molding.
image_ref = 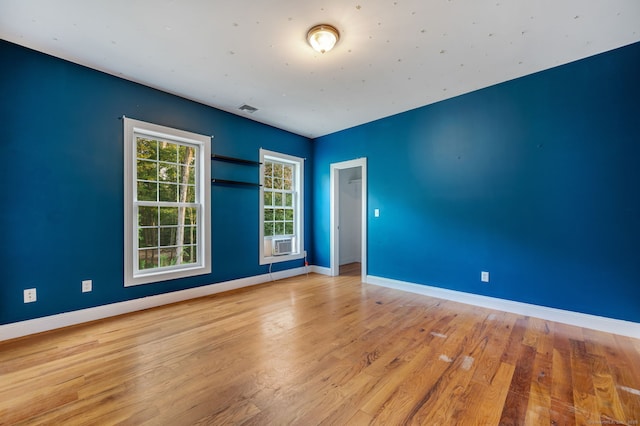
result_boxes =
[330,157,368,282]
[366,275,640,339]
[0,267,307,342]
[310,265,332,276]
[7,269,635,342]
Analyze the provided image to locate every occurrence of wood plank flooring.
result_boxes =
[1,272,639,425]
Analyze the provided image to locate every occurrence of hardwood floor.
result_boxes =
[340,262,361,276]
[1,273,639,425]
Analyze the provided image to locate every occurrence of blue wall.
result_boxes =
[313,42,640,323]
[0,40,312,325]
[2,39,639,326]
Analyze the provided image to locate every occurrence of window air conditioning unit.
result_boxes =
[272,238,293,256]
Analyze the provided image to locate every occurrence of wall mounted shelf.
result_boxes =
[211,178,261,187]
[211,153,261,187]
[211,154,261,166]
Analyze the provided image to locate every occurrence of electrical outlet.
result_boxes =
[82,279,92,293]
[24,288,37,303]
[481,271,490,283]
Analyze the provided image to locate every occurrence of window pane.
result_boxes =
[160,207,179,225]
[265,162,273,177]
[138,249,158,270]
[274,222,284,235]
[285,193,293,207]
[274,193,282,206]
[182,226,196,244]
[264,222,274,237]
[137,182,157,201]
[179,165,196,185]
[179,146,196,166]
[285,209,294,220]
[265,208,274,221]
[138,228,158,248]
[137,138,157,160]
[274,163,283,178]
[178,185,195,203]
[275,209,285,220]
[158,163,177,182]
[283,165,293,190]
[160,248,177,267]
[182,246,196,264]
[183,207,198,225]
[159,141,178,162]
[137,160,157,181]
[264,192,273,206]
[159,183,177,202]
[285,221,294,235]
[273,177,282,190]
[283,165,293,181]
[138,206,158,226]
[264,176,273,189]
[160,227,177,247]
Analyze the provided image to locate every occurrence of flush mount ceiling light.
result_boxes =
[307,24,340,53]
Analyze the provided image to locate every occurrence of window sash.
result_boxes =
[133,202,201,274]
[263,188,296,237]
[133,135,202,275]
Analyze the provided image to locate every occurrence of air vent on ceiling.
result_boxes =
[239,104,258,114]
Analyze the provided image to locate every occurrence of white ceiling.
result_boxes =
[1,1,639,139]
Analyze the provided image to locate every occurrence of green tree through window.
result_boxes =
[263,160,295,237]
[136,138,198,270]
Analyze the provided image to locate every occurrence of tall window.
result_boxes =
[124,118,211,286]
[263,160,295,238]
[259,149,304,264]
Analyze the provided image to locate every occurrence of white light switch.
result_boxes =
[374,209,380,217]
[481,271,489,282]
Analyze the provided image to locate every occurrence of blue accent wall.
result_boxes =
[0,40,312,325]
[312,42,640,323]
[2,38,639,326]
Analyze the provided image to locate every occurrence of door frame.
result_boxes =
[330,158,367,281]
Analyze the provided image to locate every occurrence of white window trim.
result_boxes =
[124,117,211,286]
[259,149,305,265]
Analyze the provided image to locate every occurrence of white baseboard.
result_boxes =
[8,269,635,342]
[0,267,307,342]
[310,265,332,276]
[366,275,640,339]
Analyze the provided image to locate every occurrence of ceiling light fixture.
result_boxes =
[307,24,340,53]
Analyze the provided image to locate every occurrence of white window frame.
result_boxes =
[259,149,305,265]
[124,117,211,286]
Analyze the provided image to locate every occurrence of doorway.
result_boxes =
[330,158,367,281]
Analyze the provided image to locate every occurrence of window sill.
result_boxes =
[125,264,211,287]
[260,252,305,266]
